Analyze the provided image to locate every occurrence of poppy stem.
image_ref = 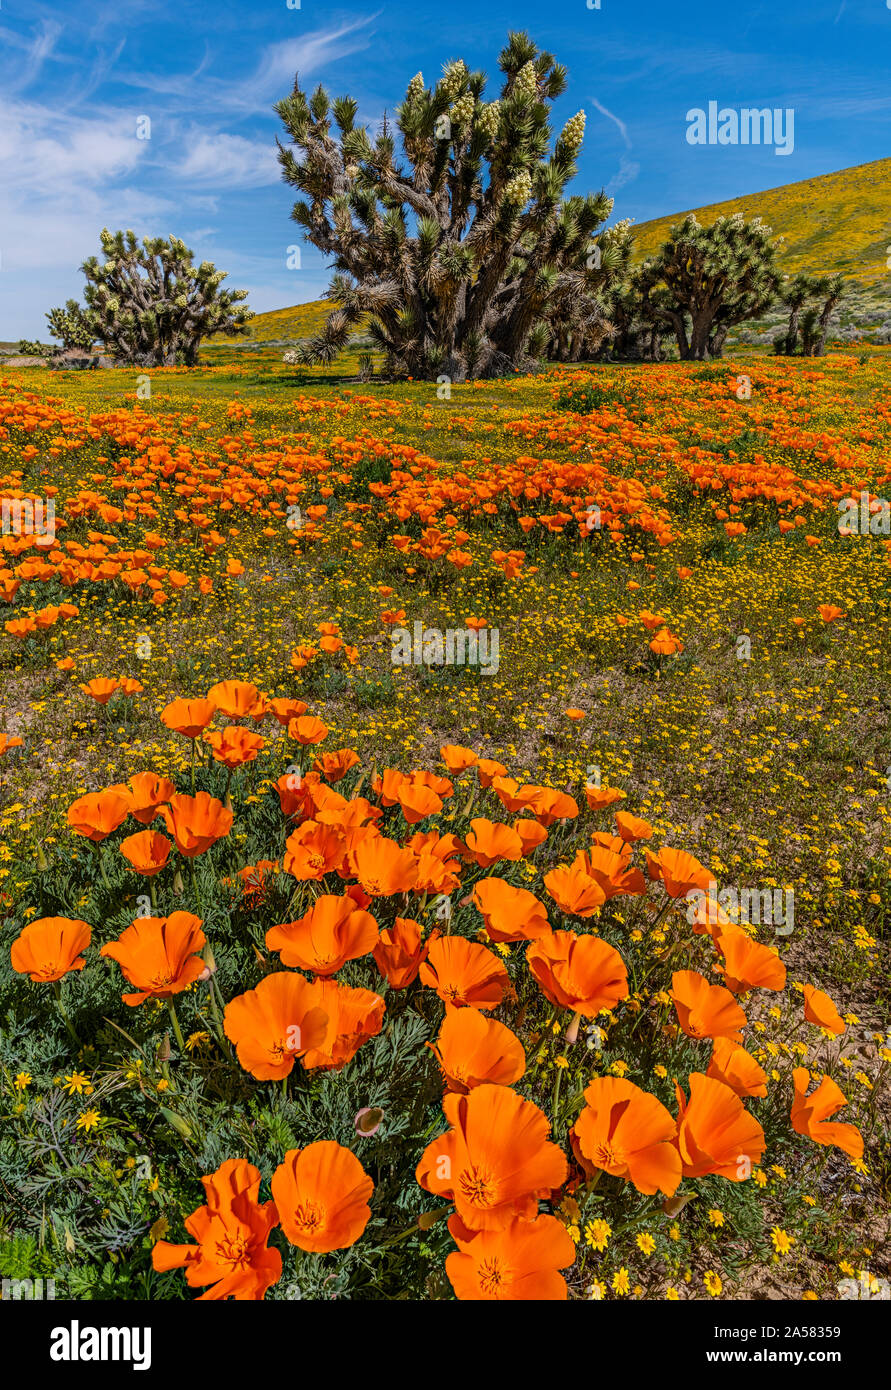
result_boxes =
[93,842,111,891]
[552,1062,563,1121]
[208,977,232,1057]
[167,999,186,1052]
[52,979,80,1047]
[190,738,196,793]
[149,879,158,911]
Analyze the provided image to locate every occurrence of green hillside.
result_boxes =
[209,299,334,344]
[629,157,891,285]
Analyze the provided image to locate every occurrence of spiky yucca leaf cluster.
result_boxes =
[276,32,624,379]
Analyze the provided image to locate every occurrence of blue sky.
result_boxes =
[1,0,889,338]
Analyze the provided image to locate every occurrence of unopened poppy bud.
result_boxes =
[354,1106,384,1136]
[160,1106,193,1140]
[198,945,217,981]
[662,1192,698,1217]
[417,1206,450,1231]
[36,843,49,872]
[157,1032,172,1062]
[565,1010,582,1045]
[172,869,184,896]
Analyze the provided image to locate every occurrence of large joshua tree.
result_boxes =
[276,33,624,380]
[80,229,252,367]
[635,213,782,361]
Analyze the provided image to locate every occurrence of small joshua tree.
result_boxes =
[276,33,623,379]
[45,299,95,353]
[80,229,252,367]
[635,213,781,360]
[775,272,845,357]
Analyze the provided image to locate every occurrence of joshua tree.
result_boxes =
[276,33,623,379]
[775,272,845,356]
[45,300,95,352]
[635,213,781,360]
[79,229,252,367]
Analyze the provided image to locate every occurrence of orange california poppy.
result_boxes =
[313,748,361,782]
[160,697,216,738]
[300,979,386,1070]
[445,1213,575,1301]
[645,846,713,897]
[526,929,628,1017]
[572,1076,681,1197]
[119,829,173,876]
[206,680,260,719]
[80,676,120,705]
[124,771,176,823]
[584,784,626,812]
[268,697,309,726]
[204,726,266,768]
[706,1037,768,1098]
[671,969,747,1042]
[274,769,322,821]
[416,1085,567,1230]
[66,789,130,841]
[674,1072,765,1179]
[472,877,551,943]
[271,1142,374,1253]
[161,791,233,857]
[430,1007,525,1093]
[10,916,91,981]
[100,911,206,1005]
[372,917,438,989]
[151,1158,281,1300]
[790,1067,863,1159]
[614,811,653,843]
[393,779,444,824]
[419,936,511,1011]
[649,627,683,655]
[230,859,281,907]
[688,892,733,937]
[476,758,508,787]
[573,845,647,900]
[223,971,331,1080]
[817,604,844,623]
[411,836,463,895]
[463,818,524,868]
[512,816,548,856]
[802,984,845,1035]
[288,715,329,745]
[282,820,346,880]
[265,894,378,975]
[543,863,606,918]
[522,787,579,827]
[440,744,478,773]
[0,733,24,757]
[352,834,419,896]
[716,929,786,993]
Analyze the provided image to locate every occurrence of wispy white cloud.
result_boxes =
[171,130,281,188]
[590,97,632,149]
[608,156,641,192]
[114,17,378,113]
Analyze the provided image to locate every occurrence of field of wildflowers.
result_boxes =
[0,345,889,1303]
